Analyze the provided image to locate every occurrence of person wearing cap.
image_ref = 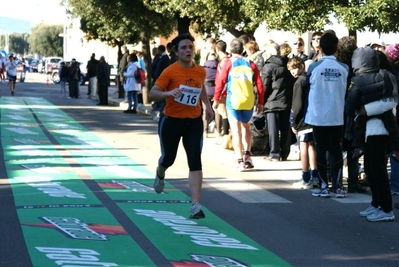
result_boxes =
[5,54,19,95]
[370,40,386,52]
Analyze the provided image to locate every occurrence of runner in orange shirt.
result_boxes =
[149,33,213,219]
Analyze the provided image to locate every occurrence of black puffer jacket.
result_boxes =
[261,55,294,112]
[346,47,399,117]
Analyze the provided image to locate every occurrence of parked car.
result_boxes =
[109,64,117,84]
[52,61,86,84]
[44,57,63,74]
[30,59,39,72]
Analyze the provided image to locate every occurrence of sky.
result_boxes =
[0,0,67,25]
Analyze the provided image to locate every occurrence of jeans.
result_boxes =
[127,90,138,111]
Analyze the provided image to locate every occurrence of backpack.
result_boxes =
[134,67,146,83]
[228,57,255,110]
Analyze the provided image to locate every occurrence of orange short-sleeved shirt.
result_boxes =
[155,62,206,118]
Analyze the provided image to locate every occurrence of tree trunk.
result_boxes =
[348,29,357,41]
[176,16,191,34]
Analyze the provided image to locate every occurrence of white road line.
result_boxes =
[204,177,292,203]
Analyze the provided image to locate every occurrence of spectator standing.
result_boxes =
[213,38,264,171]
[97,56,110,106]
[58,61,68,98]
[152,45,170,114]
[288,57,318,189]
[385,44,399,201]
[345,47,398,221]
[335,36,367,194]
[166,42,178,64]
[200,37,216,66]
[289,37,308,61]
[123,53,141,114]
[149,33,213,219]
[214,40,230,138]
[117,45,129,99]
[136,51,146,105]
[202,53,219,137]
[262,43,295,161]
[68,58,81,99]
[309,31,323,61]
[86,53,99,99]
[305,32,349,198]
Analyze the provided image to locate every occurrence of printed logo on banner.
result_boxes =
[98,180,167,194]
[36,247,118,267]
[22,217,128,240]
[171,254,247,267]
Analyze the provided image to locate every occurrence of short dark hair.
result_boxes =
[230,38,244,54]
[171,33,195,51]
[216,40,227,53]
[158,45,166,53]
[129,53,138,62]
[320,32,338,56]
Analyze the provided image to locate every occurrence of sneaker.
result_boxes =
[292,179,313,189]
[352,148,364,159]
[335,188,347,198]
[263,156,280,162]
[366,209,395,222]
[312,187,330,197]
[236,161,246,172]
[311,177,319,188]
[392,190,399,196]
[153,168,164,193]
[243,154,254,169]
[359,205,380,217]
[131,109,137,114]
[189,203,205,219]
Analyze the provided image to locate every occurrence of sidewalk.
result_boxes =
[100,87,159,117]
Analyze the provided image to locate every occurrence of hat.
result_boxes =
[371,39,385,47]
[386,43,399,62]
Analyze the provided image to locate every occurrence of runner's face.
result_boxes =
[177,40,194,63]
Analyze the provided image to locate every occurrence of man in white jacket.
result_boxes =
[305,32,349,198]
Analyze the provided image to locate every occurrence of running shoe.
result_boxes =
[190,203,205,219]
[359,205,380,217]
[292,179,313,189]
[366,209,395,222]
[243,154,254,169]
[153,168,164,193]
[312,187,330,197]
[236,161,246,172]
[335,188,347,198]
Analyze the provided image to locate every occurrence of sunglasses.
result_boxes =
[293,42,303,46]
[312,38,321,41]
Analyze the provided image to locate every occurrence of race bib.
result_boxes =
[174,85,201,106]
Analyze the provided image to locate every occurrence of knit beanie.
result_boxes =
[386,43,399,62]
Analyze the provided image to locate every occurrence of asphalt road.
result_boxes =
[1,72,399,267]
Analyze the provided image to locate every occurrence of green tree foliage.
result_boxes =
[30,24,63,56]
[143,0,261,37]
[67,0,176,102]
[8,34,29,55]
[334,0,399,34]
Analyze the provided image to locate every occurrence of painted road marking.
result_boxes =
[204,177,292,203]
[1,97,291,266]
